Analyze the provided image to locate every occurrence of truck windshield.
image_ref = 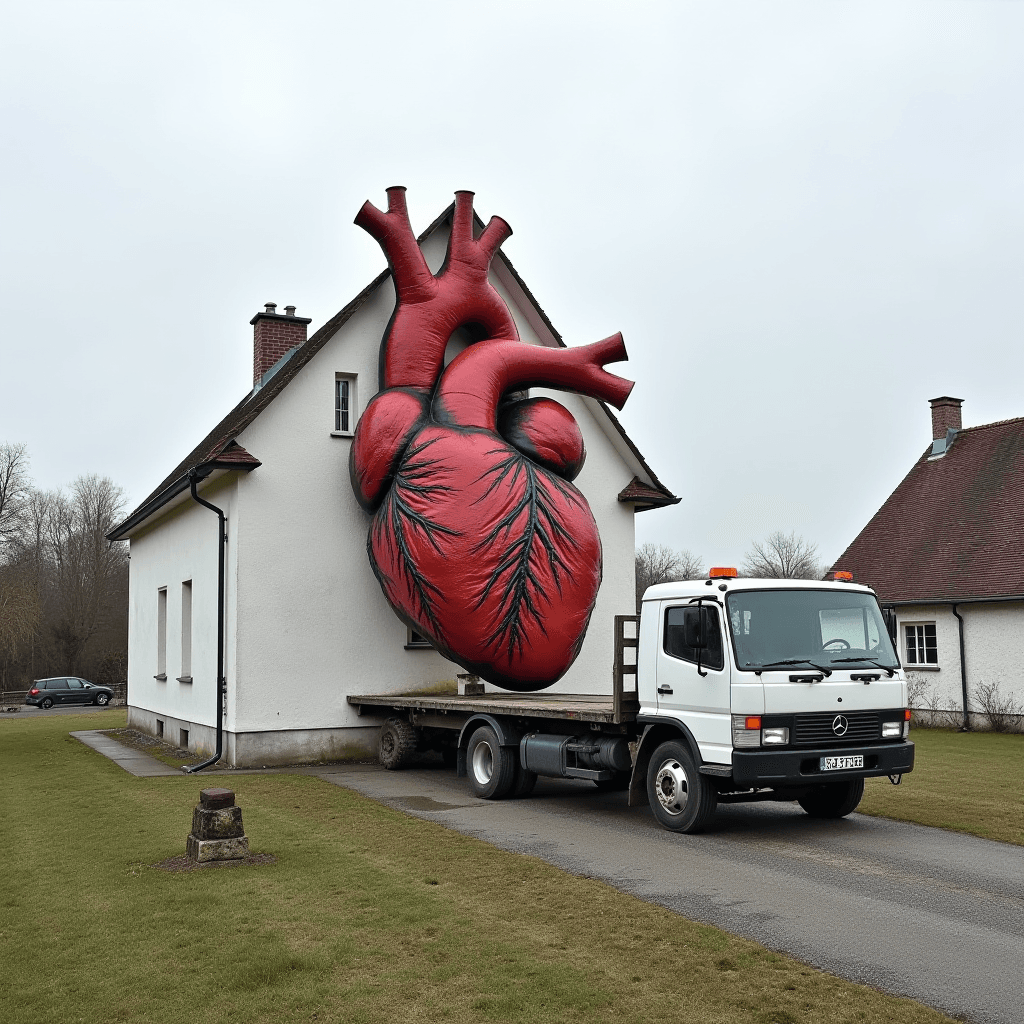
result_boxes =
[725,589,899,673]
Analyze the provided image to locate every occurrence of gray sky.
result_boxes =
[2,1,1022,569]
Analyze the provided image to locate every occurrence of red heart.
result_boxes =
[349,189,633,691]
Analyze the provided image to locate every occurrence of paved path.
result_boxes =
[311,762,1024,1024]
[69,733,1024,1024]
[6,703,125,717]
[70,730,181,777]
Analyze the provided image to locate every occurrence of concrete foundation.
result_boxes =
[127,705,383,766]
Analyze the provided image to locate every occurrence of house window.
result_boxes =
[179,580,193,682]
[405,627,433,650]
[333,374,357,435]
[156,588,167,680]
[904,623,938,665]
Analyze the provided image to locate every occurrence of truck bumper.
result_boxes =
[731,741,915,787]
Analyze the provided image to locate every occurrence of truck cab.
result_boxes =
[632,572,914,832]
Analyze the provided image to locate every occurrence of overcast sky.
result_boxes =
[2,1,1022,569]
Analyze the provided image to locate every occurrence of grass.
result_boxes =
[0,711,956,1024]
[860,726,1024,845]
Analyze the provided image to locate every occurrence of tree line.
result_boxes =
[0,443,127,691]
[635,531,823,611]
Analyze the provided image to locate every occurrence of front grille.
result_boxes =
[792,710,880,747]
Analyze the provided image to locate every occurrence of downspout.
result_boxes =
[951,604,970,732]
[185,468,227,772]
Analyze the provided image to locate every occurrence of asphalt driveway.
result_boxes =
[312,762,1024,1024]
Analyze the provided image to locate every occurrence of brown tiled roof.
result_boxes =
[110,203,676,539]
[829,416,1024,603]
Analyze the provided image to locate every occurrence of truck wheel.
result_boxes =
[798,778,864,818]
[646,741,717,833]
[467,725,515,799]
[511,762,537,798]
[378,717,417,770]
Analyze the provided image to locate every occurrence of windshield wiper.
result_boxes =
[755,659,832,676]
[830,656,896,677]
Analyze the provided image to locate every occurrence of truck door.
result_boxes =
[657,603,732,765]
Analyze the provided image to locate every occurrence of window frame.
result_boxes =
[662,604,726,673]
[332,373,357,437]
[902,621,940,670]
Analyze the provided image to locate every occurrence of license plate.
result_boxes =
[820,755,864,772]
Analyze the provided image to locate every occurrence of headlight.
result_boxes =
[732,715,762,748]
[881,721,902,738]
[762,727,789,745]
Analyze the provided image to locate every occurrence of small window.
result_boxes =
[904,623,938,665]
[664,605,725,672]
[180,580,193,679]
[179,728,189,748]
[156,719,164,738]
[405,627,433,650]
[333,374,357,435]
[157,587,167,678]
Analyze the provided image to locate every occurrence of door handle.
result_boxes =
[657,685,673,695]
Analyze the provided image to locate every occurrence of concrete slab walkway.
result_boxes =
[70,730,182,777]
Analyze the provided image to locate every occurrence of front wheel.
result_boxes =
[798,778,864,818]
[41,698,54,710]
[96,694,110,706]
[466,725,515,799]
[646,741,717,833]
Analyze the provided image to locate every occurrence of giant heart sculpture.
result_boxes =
[349,188,633,691]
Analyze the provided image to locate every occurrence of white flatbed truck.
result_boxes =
[348,573,915,833]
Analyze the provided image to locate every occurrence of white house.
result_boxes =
[108,201,677,765]
[830,397,1024,730]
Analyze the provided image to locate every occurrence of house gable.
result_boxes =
[830,415,1024,603]
[110,202,676,540]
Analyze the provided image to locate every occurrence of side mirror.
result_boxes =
[683,608,707,650]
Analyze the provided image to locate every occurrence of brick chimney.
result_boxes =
[251,302,313,386]
[929,396,963,440]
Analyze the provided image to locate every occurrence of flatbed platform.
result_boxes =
[346,690,639,726]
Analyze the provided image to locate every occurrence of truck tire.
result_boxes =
[646,740,717,833]
[378,717,417,770]
[798,778,864,818]
[467,725,515,799]
[511,762,537,798]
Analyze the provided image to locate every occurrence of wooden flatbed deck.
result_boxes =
[348,616,641,728]
[346,691,638,725]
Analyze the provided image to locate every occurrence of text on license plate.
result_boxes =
[820,755,864,771]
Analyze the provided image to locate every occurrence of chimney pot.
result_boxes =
[929,396,963,441]
[264,302,277,314]
[284,305,296,317]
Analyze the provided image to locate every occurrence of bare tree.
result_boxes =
[46,475,128,673]
[742,530,821,580]
[0,443,30,554]
[635,543,704,611]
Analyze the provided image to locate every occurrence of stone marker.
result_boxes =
[186,788,249,865]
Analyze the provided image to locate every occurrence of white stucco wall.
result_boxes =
[897,602,1024,726]
[125,476,238,756]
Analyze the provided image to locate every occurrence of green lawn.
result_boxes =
[860,726,1024,845]
[0,711,954,1024]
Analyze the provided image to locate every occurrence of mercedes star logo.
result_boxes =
[832,715,849,736]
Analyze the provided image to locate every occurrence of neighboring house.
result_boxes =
[830,397,1024,728]
[108,203,677,766]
